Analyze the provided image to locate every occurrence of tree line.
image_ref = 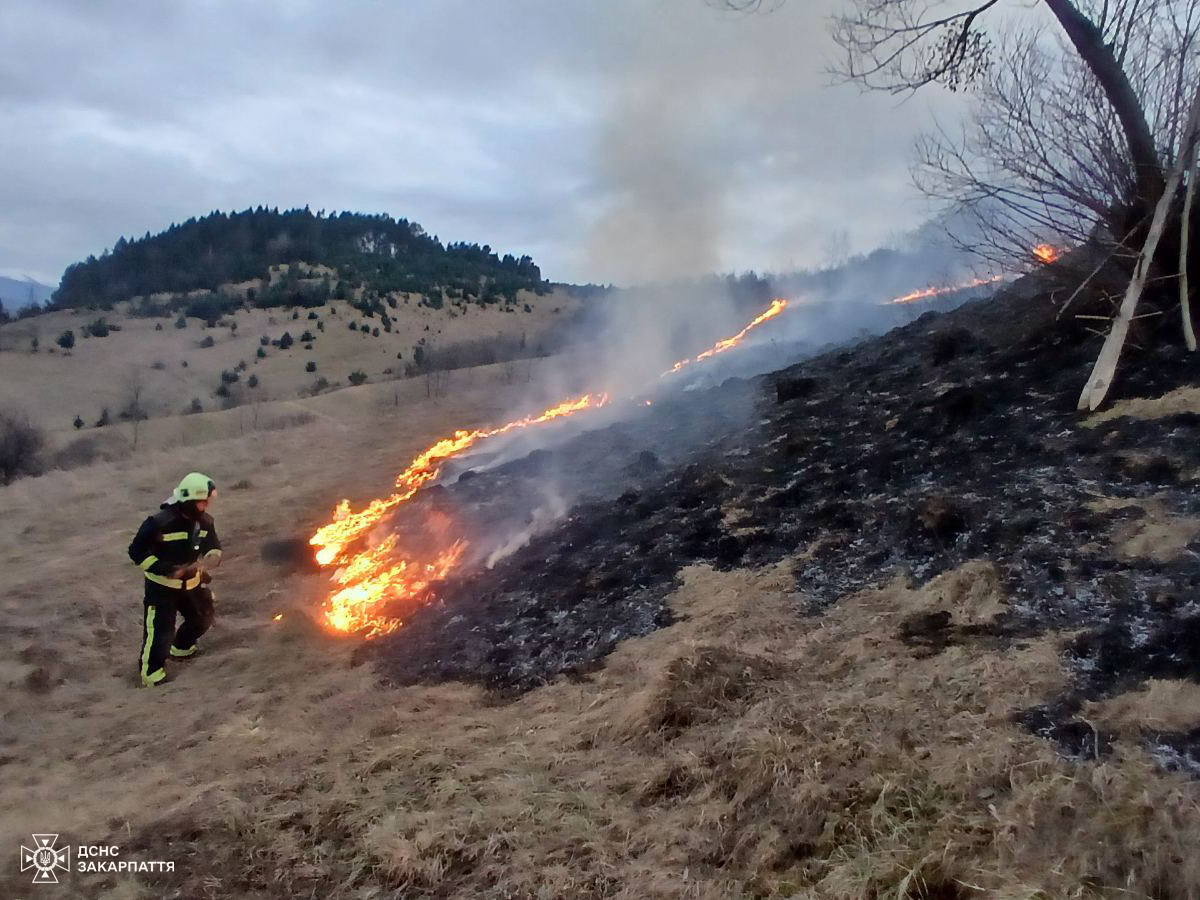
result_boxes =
[51,207,551,311]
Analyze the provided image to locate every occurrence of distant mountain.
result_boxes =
[0,275,55,311]
[51,207,549,311]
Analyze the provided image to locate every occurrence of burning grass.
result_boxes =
[309,299,788,639]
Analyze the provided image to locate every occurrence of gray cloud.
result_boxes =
[0,0,964,286]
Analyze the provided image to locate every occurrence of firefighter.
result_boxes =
[128,472,222,686]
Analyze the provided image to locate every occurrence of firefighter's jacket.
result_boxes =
[128,505,222,593]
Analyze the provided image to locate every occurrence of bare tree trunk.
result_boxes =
[1183,143,1199,351]
[1079,87,1200,410]
[1040,0,1164,204]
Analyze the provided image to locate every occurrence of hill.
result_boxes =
[51,208,550,311]
[0,274,54,314]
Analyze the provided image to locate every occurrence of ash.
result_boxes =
[370,283,1200,764]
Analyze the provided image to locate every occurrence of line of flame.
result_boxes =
[886,274,1007,305]
[311,393,609,567]
[886,244,1064,307]
[311,298,793,636]
[663,298,788,375]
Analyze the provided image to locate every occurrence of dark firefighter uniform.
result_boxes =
[128,473,222,686]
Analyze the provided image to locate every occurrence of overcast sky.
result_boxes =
[0,0,966,287]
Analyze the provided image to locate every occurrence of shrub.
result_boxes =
[260,335,270,346]
[175,314,187,329]
[73,415,84,430]
[305,361,317,373]
[247,374,259,389]
[372,327,380,337]
[215,384,230,399]
[277,331,294,350]
[199,335,215,348]
[360,323,370,334]
[256,346,266,359]
[155,322,164,331]
[151,360,166,370]
[300,330,314,342]
[348,370,368,386]
[56,330,75,350]
[220,370,240,384]
[317,320,325,332]
[181,360,188,368]
[84,317,111,337]
[307,311,319,320]
[0,411,45,484]
[292,309,299,319]
[188,398,203,414]
[235,360,247,372]
[349,321,358,331]
[95,408,111,428]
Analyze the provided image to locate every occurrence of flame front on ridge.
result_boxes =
[311,300,793,637]
[886,274,1006,305]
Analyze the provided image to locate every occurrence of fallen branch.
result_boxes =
[1078,87,1200,410]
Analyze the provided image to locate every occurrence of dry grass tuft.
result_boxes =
[1084,385,1200,425]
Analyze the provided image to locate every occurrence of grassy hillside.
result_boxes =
[0,284,578,444]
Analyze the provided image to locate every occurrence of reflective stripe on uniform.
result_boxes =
[170,645,196,658]
[144,571,203,590]
[138,555,159,571]
[199,530,209,538]
[204,549,222,560]
[141,606,156,677]
[142,668,167,686]
[161,532,189,542]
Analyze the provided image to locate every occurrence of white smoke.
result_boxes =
[484,485,570,569]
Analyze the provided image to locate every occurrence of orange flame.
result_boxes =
[887,274,1006,305]
[1033,243,1060,264]
[312,299,793,637]
[310,394,609,634]
[664,298,788,375]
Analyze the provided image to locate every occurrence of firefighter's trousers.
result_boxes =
[139,584,214,685]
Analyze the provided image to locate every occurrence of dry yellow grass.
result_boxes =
[1083,385,1200,425]
[1085,496,1200,563]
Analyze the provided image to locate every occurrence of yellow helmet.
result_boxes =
[172,472,216,503]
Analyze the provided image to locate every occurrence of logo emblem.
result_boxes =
[20,834,70,884]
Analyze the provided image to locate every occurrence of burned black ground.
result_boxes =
[361,279,1200,764]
